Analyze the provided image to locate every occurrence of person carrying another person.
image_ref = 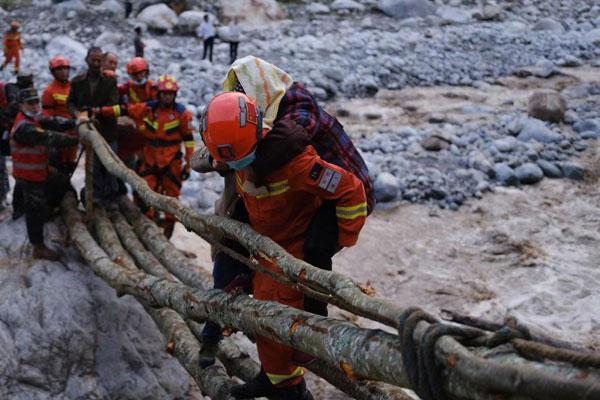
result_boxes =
[67,46,119,206]
[42,56,78,175]
[191,56,374,365]
[1,20,22,73]
[200,91,367,399]
[90,75,194,238]
[11,87,78,260]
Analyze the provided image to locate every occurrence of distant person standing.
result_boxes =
[1,21,22,74]
[134,26,145,58]
[197,14,216,63]
[125,1,133,18]
[228,17,241,64]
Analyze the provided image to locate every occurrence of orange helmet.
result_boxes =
[48,56,70,70]
[201,92,263,168]
[127,57,149,75]
[156,75,178,92]
[10,20,20,29]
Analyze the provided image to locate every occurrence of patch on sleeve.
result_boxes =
[309,162,323,181]
[318,167,342,193]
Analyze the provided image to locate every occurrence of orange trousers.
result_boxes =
[253,244,305,386]
[3,49,20,71]
[138,157,182,221]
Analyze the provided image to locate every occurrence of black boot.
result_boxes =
[231,370,314,400]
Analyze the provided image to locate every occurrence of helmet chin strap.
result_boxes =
[23,110,40,119]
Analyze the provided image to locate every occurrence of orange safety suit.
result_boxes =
[235,145,367,387]
[100,100,194,221]
[2,30,21,71]
[42,79,77,168]
[116,80,156,161]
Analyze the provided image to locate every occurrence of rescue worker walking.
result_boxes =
[42,56,78,174]
[92,75,194,238]
[11,88,78,260]
[1,21,22,73]
[192,56,374,365]
[201,91,367,400]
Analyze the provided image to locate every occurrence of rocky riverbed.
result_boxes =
[0,0,599,399]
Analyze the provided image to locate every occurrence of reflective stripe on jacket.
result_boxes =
[10,113,48,182]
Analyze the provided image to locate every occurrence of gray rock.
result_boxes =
[556,55,582,67]
[374,172,400,202]
[532,18,564,31]
[573,119,600,133]
[536,160,563,178]
[176,10,207,34]
[580,130,600,140]
[527,91,567,123]
[306,3,331,14]
[573,141,587,152]
[561,162,585,180]
[45,36,87,69]
[493,136,520,153]
[55,0,86,13]
[517,118,562,143]
[515,163,544,184]
[516,62,558,79]
[586,28,600,44]
[437,6,472,25]
[494,163,518,186]
[378,0,436,19]
[422,135,450,151]
[331,0,366,12]
[474,5,502,21]
[138,4,178,31]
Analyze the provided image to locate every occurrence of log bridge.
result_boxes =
[59,121,600,400]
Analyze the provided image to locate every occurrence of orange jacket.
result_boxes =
[42,80,72,119]
[236,145,367,258]
[100,101,194,168]
[3,31,20,52]
[118,80,156,104]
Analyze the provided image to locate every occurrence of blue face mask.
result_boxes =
[226,151,256,170]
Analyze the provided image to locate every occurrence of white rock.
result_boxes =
[331,0,366,12]
[532,18,564,31]
[586,28,600,45]
[137,4,179,31]
[176,10,208,33]
[219,0,285,25]
[436,6,472,25]
[306,3,330,14]
[94,32,126,48]
[45,36,87,68]
[97,0,125,16]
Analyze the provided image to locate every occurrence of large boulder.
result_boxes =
[54,0,86,13]
[494,163,518,186]
[219,0,284,25]
[517,118,562,143]
[437,6,472,25]
[45,36,87,69]
[97,0,125,16]
[374,172,400,202]
[532,18,564,31]
[515,163,544,185]
[306,3,330,14]
[137,4,179,31]
[176,10,209,34]
[378,0,436,19]
[473,4,502,21]
[528,91,567,123]
[94,31,127,48]
[586,28,600,45]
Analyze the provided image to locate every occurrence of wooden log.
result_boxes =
[117,196,211,291]
[108,210,175,280]
[91,206,138,271]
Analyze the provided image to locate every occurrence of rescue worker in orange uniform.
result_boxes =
[42,56,78,174]
[116,57,156,171]
[11,88,78,260]
[1,21,22,73]
[93,75,194,238]
[201,92,367,400]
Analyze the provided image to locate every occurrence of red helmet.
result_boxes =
[201,92,263,164]
[48,56,70,70]
[127,57,149,75]
[156,75,178,92]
